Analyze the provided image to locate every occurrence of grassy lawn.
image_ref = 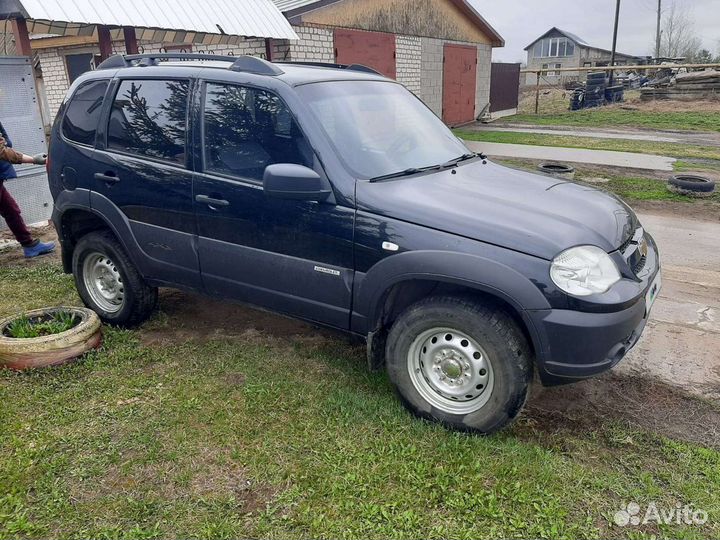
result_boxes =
[507,109,720,133]
[455,129,720,161]
[492,157,720,205]
[512,88,720,132]
[1,258,720,539]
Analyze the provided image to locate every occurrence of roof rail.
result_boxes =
[277,61,383,76]
[97,53,284,76]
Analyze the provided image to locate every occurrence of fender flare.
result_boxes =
[53,189,147,275]
[354,250,551,336]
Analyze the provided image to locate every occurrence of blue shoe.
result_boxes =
[23,240,56,258]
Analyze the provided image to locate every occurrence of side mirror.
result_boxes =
[263,164,332,202]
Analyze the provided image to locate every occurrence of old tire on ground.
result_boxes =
[385,296,532,434]
[0,307,102,370]
[667,175,715,197]
[73,231,158,326]
[538,162,575,179]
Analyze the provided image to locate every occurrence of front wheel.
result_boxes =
[72,231,158,326]
[385,296,532,434]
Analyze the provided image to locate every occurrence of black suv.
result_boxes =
[48,53,661,434]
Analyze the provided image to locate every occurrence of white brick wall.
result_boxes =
[420,37,445,117]
[284,25,334,63]
[396,35,422,96]
[476,43,492,117]
[36,48,70,120]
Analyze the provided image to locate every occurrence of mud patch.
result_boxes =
[69,447,279,514]
[0,225,60,266]
[140,289,341,346]
[522,373,720,449]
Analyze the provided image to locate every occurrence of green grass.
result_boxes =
[493,157,720,204]
[1,262,719,539]
[507,109,720,133]
[455,129,720,161]
[6,311,78,339]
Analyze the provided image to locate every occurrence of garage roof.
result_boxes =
[272,0,504,47]
[0,0,299,40]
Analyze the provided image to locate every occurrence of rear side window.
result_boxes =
[107,79,189,164]
[62,80,109,146]
[202,82,312,181]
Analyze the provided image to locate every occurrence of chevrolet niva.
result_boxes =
[48,54,661,433]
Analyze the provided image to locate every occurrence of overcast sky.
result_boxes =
[470,0,720,62]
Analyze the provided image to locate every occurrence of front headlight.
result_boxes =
[550,245,621,296]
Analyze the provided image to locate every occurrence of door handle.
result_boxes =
[94,172,120,185]
[195,194,230,208]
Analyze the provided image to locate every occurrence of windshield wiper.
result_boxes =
[369,166,439,183]
[439,152,478,169]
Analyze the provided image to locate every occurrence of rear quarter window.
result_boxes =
[61,80,109,146]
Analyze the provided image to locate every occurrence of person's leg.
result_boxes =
[0,182,55,257]
[0,182,34,246]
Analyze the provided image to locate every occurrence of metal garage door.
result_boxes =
[442,44,477,126]
[334,29,396,79]
[0,56,51,229]
[490,63,521,113]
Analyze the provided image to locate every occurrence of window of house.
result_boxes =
[61,80,109,146]
[534,37,575,58]
[202,82,312,182]
[107,79,189,164]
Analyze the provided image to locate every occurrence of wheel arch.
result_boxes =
[355,251,550,371]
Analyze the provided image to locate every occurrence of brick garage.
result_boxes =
[273,0,503,125]
[9,0,503,127]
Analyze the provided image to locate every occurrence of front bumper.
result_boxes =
[529,232,660,386]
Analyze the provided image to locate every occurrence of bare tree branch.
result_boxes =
[659,1,702,59]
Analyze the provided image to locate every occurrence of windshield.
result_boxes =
[296,81,469,180]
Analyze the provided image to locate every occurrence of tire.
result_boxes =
[385,296,532,434]
[0,307,102,370]
[72,231,158,326]
[668,174,716,193]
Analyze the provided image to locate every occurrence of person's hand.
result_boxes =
[31,153,47,165]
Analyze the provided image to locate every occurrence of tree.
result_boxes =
[658,1,702,59]
[689,48,714,63]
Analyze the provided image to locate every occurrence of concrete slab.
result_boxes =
[463,140,676,171]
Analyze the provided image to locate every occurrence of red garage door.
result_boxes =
[334,29,396,79]
[442,44,477,126]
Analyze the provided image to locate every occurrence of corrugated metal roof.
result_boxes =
[272,0,322,12]
[5,0,299,40]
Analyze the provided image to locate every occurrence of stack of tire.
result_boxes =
[584,72,607,108]
[569,88,584,110]
[604,85,625,103]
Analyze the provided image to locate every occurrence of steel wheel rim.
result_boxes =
[82,252,125,314]
[407,327,495,415]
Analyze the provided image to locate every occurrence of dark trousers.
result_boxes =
[0,182,33,246]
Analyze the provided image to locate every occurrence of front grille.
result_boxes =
[633,254,647,274]
[618,233,634,254]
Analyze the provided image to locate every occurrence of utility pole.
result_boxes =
[655,0,662,62]
[608,0,621,86]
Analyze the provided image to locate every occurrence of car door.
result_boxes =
[193,81,354,328]
[92,77,200,289]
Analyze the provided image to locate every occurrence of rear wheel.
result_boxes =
[73,231,157,326]
[385,296,532,434]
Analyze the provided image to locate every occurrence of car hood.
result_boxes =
[355,160,638,260]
